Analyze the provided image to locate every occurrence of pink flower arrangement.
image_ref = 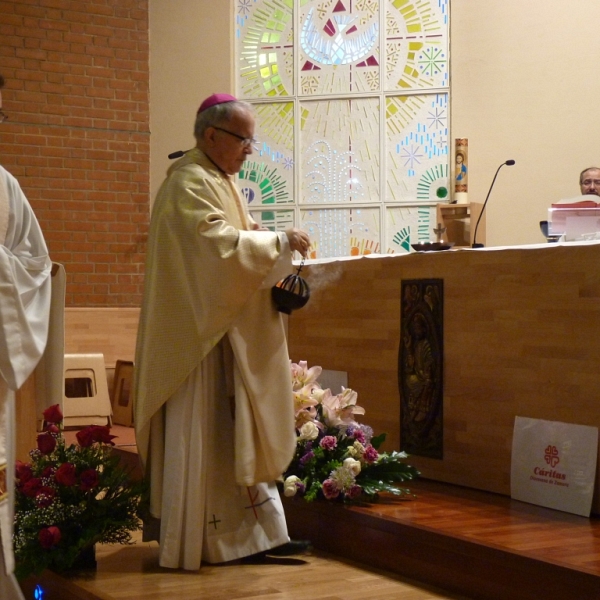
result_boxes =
[282,361,420,503]
[13,404,147,580]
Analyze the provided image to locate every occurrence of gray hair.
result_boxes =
[580,167,600,185]
[194,100,253,139]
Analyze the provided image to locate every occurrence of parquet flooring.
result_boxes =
[21,530,471,600]
[25,427,600,599]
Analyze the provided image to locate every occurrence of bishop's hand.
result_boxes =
[285,228,311,257]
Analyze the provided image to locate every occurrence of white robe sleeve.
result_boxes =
[0,166,52,390]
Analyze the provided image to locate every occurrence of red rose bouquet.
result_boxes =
[13,405,147,580]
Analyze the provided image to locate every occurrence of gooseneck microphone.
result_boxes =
[472,159,516,248]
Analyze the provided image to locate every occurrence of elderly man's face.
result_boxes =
[205,107,255,175]
[580,169,600,196]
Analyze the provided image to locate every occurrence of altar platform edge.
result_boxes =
[282,478,600,600]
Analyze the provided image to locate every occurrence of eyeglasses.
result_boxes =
[0,110,8,123]
[213,126,257,148]
[582,179,600,186]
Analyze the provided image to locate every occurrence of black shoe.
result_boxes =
[266,539,313,556]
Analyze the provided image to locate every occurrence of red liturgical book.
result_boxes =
[552,200,600,209]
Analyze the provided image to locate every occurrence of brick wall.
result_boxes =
[0,0,149,306]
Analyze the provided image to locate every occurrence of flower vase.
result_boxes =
[69,545,97,571]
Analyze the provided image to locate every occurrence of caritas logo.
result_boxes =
[544,444,560,468]
[530,444,568,487]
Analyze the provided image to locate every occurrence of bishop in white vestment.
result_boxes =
[134,95,310,570]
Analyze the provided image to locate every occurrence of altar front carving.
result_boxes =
[399,278,444,460]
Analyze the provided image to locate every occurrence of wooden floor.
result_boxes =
[20,531,471,600]
[284,479,600,600]
[25,427,600,599]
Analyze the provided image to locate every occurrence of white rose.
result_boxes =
[283,475,301,497]
[343,457,361,476]
[298,421,319,441]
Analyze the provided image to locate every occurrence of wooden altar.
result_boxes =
[287,241,600,512]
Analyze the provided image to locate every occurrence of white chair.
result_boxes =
[62,353,112,427]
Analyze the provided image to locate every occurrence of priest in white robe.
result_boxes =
[133,94,310,570]
[0,75,52,600]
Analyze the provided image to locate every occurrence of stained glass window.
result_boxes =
[235,0,449,258]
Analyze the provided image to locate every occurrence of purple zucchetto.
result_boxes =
[197,93,237,114]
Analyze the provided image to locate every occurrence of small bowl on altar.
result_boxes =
[411,242,455,252]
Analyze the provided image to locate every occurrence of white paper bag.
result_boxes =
[511,416,598,517]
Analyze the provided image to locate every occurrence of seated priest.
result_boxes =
[579,167,600,197]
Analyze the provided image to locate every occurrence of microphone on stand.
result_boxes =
[472,159,516,248]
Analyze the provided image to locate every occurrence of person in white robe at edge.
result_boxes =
[133,93,312,570]
[0,73,52,599]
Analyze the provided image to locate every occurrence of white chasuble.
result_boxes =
[134,149,296,569]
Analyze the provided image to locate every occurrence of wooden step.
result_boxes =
[282,478,600,600]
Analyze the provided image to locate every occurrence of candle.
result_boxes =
[455,138,468,204]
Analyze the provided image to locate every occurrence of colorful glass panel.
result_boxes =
[301,97,380,205]
[299,0,381,95]
[301,207,380,259]
[249,209,295,231]
[236,0,294,98]
[386,205,436,254]
[386,93,448,202]
[386,0,449,91]
[240,102,295,206]
[235,0,450,257]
